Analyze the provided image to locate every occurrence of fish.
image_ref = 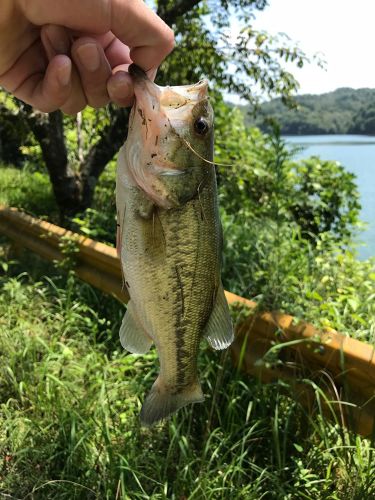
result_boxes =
[116,64,233,426]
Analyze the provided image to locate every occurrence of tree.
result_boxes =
[350,101,375,135]
[1,0,309,218]
[18,104,129,217]
[0,93,31,166]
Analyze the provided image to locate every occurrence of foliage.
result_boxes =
[0,162,117,243]
[62,106,113,168]
[221,209,375,344]
[214,100,361,244]
[159,0,310,107]
[242,87,375,135]
[289,244,375,344]
[289,157,361,242]
[213,100,373,341]
[69,161,117,244]
[0,93,33,166]
[350,101,375,135]
[0,259,374,499]
[0,165,57,218]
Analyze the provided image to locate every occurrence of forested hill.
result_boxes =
[241,87,375,135]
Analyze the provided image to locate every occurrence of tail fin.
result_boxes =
[140,377,204,426]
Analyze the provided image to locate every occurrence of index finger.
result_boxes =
[18,0,174,70]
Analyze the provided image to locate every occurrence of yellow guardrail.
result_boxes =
[0,205,374,437]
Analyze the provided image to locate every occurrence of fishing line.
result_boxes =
[182,138,234,168]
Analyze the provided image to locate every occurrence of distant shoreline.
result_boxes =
[282,133,375,138]
[240,87,375,136]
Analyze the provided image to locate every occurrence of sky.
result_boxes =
[250,0,375,95]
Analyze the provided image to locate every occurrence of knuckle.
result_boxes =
[35,98,59,113]
[87,96,110,108]
[85,88,110,108]
[163,27,175,54]
[61,101,86,115]
[38,104,57,113]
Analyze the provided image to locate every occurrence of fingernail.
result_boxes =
[109,73,133,102]
[112,73,128,90]
[76,43,101,72]
[57,60,71,86]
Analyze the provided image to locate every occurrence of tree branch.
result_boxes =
[21,107,81,215]
[79,107,130,208]
[157,0,202,26]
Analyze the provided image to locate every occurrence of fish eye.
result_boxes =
[194,117,210,135]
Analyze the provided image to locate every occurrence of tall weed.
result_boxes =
[0,259,374,499]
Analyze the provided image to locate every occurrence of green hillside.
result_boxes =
[241,87,375,135]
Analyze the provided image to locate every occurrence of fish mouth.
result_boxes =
[128,64,148,81]
[129,64,161,103]
[129,64,209,110]
[128,64,162,137]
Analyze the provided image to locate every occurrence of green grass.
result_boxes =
[0,165,58,219]
[0,163,117,245]
[0,248,374,499]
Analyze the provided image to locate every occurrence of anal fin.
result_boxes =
[204,283,234,350]
[120,301,153,354]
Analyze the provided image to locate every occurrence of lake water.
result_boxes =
[285,135,375,260]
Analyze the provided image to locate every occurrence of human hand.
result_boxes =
[0,0,174,114]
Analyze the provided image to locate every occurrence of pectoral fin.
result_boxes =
[120,301,153,354]
[204,284,234,350]
[137,195,154,219]
[139,208,166,257]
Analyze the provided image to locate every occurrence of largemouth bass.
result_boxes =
[116,65,233,426]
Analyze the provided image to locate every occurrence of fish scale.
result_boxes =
[122,185,218,387]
